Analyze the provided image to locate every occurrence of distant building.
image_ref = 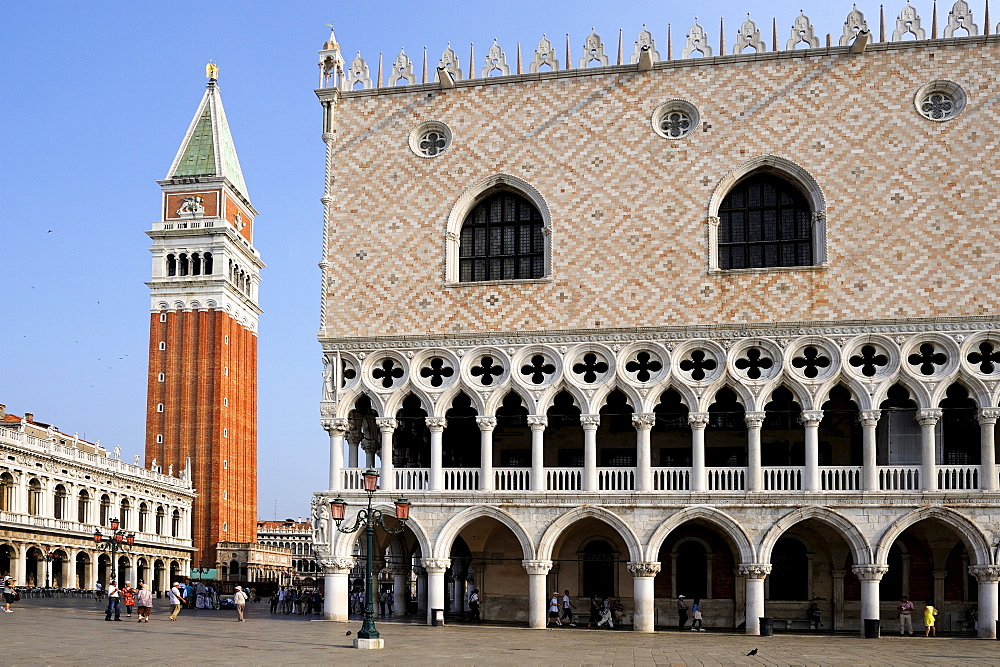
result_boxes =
[0,404,194,589]
[257,519,321,586]
[144,70,265,566]
[214,540,294,587]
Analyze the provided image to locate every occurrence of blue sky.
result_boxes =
[0,0,947,518]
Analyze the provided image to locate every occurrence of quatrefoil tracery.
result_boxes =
[792,346,831,379]
[420,357,454,387]
[907,342,948,376]
[372,358,404,388]
[625,351,663,382]
[967,341,1000,375]
[849,344,889,377]
[572,353,609,383]
[471,356,505,386]
[520,354,556,385]
[734,348,774,380]
[679,349,717,381]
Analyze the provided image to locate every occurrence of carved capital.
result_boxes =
[627,561,661,578]
[476,416,498,431]
[580,415,601,430]
[632,413,656,430]
[376,417,398,432]
[522,559,553,575]
[978,408,1000,425]
[541,225,553,237]
[744,411,767,429]
[916,408,943,426]
[851,564,889,581]
[688,412,710,429]
[812,210,827,224]
[322,417,350,435]
[527,415,548,430]
[420,557,452,574]
[859,409,881,426]
[969,565,1000,583]
[707,215,720,227]
[445,231,459,242]
[320,557,357,574]
[801,410,824,427]
[425,417,448,432]
[738,563,772,579]
[411,566,426,577]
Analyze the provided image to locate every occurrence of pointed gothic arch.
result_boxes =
[874,506,992,567]
[433,506,534,560]
[537,506,643,562]
[758,506,873,566]
[646,505,756,562]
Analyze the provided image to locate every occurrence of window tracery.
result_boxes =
[459,191,544,282]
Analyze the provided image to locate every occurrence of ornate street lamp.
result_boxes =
[331,469,410,650]
[94,518,135,583]
[42,546,58,588]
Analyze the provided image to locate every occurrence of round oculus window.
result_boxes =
[409,121,452,157]
[652,100,699,139]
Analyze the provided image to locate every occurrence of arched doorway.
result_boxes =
[25,547,41,587]
[76,552,91,589]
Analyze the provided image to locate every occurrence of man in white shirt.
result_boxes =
[234,585,248,622]
[104,580,121,621]
[561,590,577,626]
[168,582,186,621]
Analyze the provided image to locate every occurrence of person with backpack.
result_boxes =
[2,576,17,613]
[104,579,122,621]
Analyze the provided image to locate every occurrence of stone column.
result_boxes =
[323,418,349,492]
[528,416,547,492]
[426,418,447,491]
[581,415,600,492]
[477,417,497,491]
[347,433,360,469]
[916,409,942,491]
[12,544,26,586]
[831,568,845,631]
[450,572,464,613]
[740,564,771,635]
[853,564,888,636]
[321,557,356,621]
[376,418,398,492]
[802,410,823,492]
[522,560,553,629]
[860,410,881,491]
[978,409,999,491]
[632,414,655,492]
[421,558,451,625]
[745,412,765,492]
[689,413,710,492]
[394,567,409,616]
[970,565,1000,639]
[412,565,427,615]
[628,561,661,632]
[933,569,947,609]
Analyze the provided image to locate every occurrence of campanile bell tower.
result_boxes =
[145,66,264,565]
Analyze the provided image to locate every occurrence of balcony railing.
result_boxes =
[337,465,986,494]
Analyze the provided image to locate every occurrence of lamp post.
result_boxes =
[43,546,57,588]
[93,518,135,584]
[330,469,410,650]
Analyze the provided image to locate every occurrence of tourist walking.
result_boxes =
[587,595,600,628]
[234,586,248,622]
[2,577,17,613]
[269,591,279,614]
[923,600,938,637]
[122,583,137,617]
[559,590,576,626]
[168,582,186,621]
[677,595,688,631]
[596,596,614,628]
[611,599,623,628]
[898,595,914,635]
[691,598,705,631]
[105,580,122,621]
[135,583,152,623]
[548,592,563,626]
[94,582,103,600]
[469,589,481,623]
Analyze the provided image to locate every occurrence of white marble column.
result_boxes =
[421,557,451,625]
[970,565,1000,639]
[740,564,771,635]
[426,418,447,491]
[860,410,880,492]
[477,417,497,491]
[745,412,765,492]
[324,418,349,492]
[917,409,942,491]
[528,416,547,492]
[633,414,655,492]
[628,561,661,632]
[322,557,356,621]
[689,413,710,492]
[581,415,600,492]
[522,560,553,629]
[802,410,823,492]
[394,567,409,616]
[376,418,397,492]
[978,409,999,491]
[853,564,888,636]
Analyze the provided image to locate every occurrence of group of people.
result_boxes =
[102,580,154,622]
[270,587,323,615]
[897,595,940,636]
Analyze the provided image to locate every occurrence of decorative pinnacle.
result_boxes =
[205,61,219,81]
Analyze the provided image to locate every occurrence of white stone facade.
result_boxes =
[312,10,1000,638]
[0,408,194,591]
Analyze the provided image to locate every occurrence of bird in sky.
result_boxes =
[746,648,758,656]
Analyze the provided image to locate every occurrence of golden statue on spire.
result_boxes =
[206,61,219,81]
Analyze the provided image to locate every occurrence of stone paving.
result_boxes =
[6,597,999,665]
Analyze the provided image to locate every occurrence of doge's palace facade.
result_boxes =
[311,4,1000,637]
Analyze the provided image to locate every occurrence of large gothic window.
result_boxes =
[459,191,544,282]
[717,174,813,270]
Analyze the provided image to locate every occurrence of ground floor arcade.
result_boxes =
[313,498,1000,638]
